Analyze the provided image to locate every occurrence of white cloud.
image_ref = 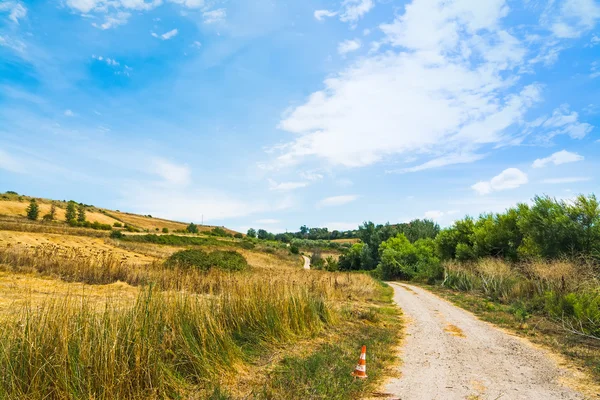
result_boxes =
[203,8,226,24]
[299,171,324,181]
[192,41,202,48]
[92,54,120,66]
[0,1,27,23]
[541,177,591,184]
[162,29,178,40]
[389,153,486,174]
[472,168,528,195]
[591,35,600,46]
[532,150,584,168]
[548,0,600,38]
[64,109,75,117]
[314,9,338,21]
[318,195,358,207]
[272,0,542,169]
[150,158,191,186]
[531,105,594,139]
[340,0,374,24]
[255,219,280,224]
[338,39,362,55]
[167,0,205,8]
[424,210,444,220]
[268,179,308,191]
[92,11,130,30]
[0,34,26,53]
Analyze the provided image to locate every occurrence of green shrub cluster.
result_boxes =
[438,194,600,262]
[69,221,112,231]
[165,249,248,272]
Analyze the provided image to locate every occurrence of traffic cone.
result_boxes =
[351,345,367,379]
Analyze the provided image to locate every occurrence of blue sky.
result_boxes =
[1,0,599,233]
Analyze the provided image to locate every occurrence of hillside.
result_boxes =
[0,192,238,235]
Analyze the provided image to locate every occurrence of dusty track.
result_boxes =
[381,283,592,400]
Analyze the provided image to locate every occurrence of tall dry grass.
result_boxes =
[442,258,600,339]
[0,244,380,399]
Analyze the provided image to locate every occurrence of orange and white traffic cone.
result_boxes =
[351,345,367,379]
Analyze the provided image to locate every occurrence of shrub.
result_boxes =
[165,249,211,270]
[247,228,257,238]
[211,227,230,237]
[125,225,139,232]
[77,204,86,223]
[65,201,77,224]
[26,199,39,221]
[290,244,300,254]
[165,249,248,272]
[310,250,325,270]
[234,233,243,239]
[110,230,124,239]
[113,222,123,228]
[209,250,249,271]
[187,223,199,234]
[162,227,169,233]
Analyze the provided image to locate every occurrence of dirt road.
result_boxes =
[302,255,311,270]
[381,283,590,400]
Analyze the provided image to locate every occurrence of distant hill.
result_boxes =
[0,191,238,235]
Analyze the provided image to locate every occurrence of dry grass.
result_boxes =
[0,271,138,317]
[0,241,385,399]
[0,200,119,225]
[0,231,154,264]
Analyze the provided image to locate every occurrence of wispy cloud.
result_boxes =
[268,179,308,191]
[203,8,226,24]
[272,1,541,169]
[472,168,528,195]
[532,150,584,168]
[389,153,486,174]
[338,39,361,55]
[541,177,591,184]
[318,195,358,207]
[152,29,179,40]
[150,158,191,186]
[314,9,338,21]
[340,0,374,24]
[0,1,27,23]
[64,109,75,117]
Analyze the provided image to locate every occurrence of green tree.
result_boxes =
[247,228,257,238]
[77,204,86,223]
[186,223,198,234]
[42,203,57,221]
[377,234,440,281]
[26,199,39,221]
[65,201,77,224]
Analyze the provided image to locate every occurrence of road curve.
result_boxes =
[302,255,310,270]
[381,283,588,400]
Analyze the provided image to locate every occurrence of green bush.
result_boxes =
[113,222,123,228]
[290,244,300,254]
[234,233,243,239]
[162,227,169,233]
[544,290,600,337]
[208,251,248,271]
[165,249,211,270]
[110,230,124,239]
[165,249,248,272]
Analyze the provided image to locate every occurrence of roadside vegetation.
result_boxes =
[0,194,402,399]
[329,194,600,380]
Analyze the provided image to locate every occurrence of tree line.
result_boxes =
[25,198,112,231]
[335,194,600,281]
